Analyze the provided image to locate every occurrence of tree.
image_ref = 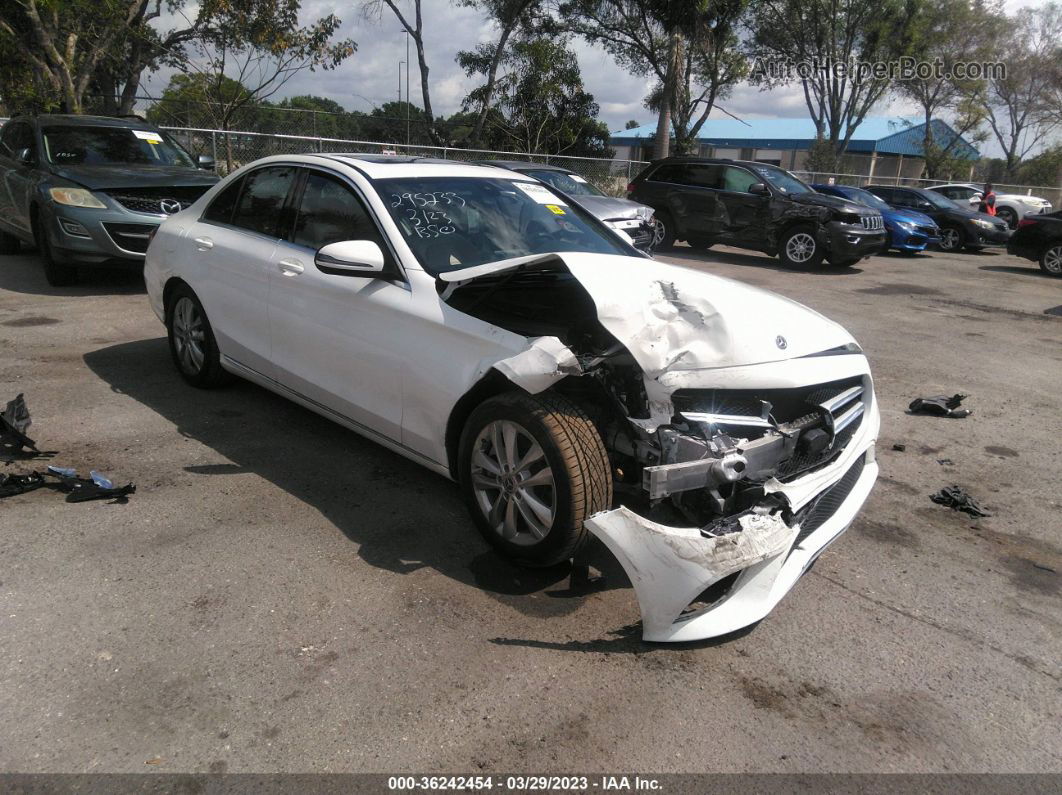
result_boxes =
[982,2,1062,179]
[748,0,922,162]
[363,0,444,146]
[624,119,641,129]
[897,0,993,179]
[361,101,432,145]
[456,0,542,147]
[463,34,613,157]
[560,1,746,158]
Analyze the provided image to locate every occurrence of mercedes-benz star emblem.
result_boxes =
[775,335,788,350]
[159,199,182,215]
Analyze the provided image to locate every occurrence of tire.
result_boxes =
[778,225,824,268]
[0,229,19,255]
[996,207,1017,229]
[938,225,964,252]
[652,212,676,250]
[458,391,613,567]
[33,215,78,286]
[166,284,232,388]
[1040,243,1062,276]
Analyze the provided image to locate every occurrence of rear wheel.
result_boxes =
[34,216,77,286]
[996,207,1017,229]
[458,391,612,567]
[778,225,824,268]
[652,212,676,250]
[1040,244,1062,276]
[166,285,232,388]
[0,229,20,255]
[938,225,963,252]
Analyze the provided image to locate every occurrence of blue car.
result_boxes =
[812,184,940,255]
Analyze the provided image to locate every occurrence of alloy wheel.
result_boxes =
[1044,245,1062,274]
[172,296,206,375]
[940,227,961,250]
[785,232,816,263]
[470,419,556,546]
[652,217,666,246]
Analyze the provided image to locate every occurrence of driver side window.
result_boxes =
[291,171,386,253]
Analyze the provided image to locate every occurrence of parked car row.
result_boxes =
[928,183,1052,229]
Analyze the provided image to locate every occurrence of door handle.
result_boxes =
[277,258,304,276]
[193,236,213,250]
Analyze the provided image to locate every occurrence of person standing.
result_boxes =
[978,183,997,216]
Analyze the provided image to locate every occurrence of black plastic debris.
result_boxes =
[1,393,38,454]
[931,485,991,518]
[49,468,136,503]
[892,443,906,452]
[0,471,47,498]
[908,394,971,418]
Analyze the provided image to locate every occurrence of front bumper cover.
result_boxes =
[586,392,880,643]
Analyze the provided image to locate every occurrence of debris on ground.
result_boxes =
[937,458,954,466]
[908,394,971,418]
[0,471,47,498]
[892,443,906,452]
[1,393,38,454]
[931,485,991,517]
[49,468,136,503]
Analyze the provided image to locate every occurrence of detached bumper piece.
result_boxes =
[587,450,877,642]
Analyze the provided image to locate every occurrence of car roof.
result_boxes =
[929,183,977,190]
[647,156,773,169]
[307,154,529,181]
[477,159,568,173]
[27,114,161,130]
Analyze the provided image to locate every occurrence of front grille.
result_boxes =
[105,186,209,216]
[860,215,884,231]
[103,222,156,253]
[790,453,867,550]
[917,226,938,237]
[672,376,868,480]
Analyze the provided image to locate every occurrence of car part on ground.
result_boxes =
[1006,212,1062,277]
[0,114,218,285]
[476,160,656,251]
[930,485,991,518]
[908,394,971,418]
[145,154,880,641]
[1,393,37,454]
[628,157,887,267]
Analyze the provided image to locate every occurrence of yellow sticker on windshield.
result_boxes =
[545,204,565,215]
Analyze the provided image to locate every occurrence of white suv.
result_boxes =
[929,183,1052,229]
[144,154,880,642]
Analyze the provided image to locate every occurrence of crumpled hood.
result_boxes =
[49,164,219,191]
[440,252,855,375]
[569,194,650,222]
[790,192,869,216]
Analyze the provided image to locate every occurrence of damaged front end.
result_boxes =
[440,252,880,641]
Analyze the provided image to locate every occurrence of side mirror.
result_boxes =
[15,148,34,166]
[197,154,216,171]
[748,182,769,196]
[917,201,934,211]
[968,196,980,205]
[315,240,387,276]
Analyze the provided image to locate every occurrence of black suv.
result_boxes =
[628,158,886,267]
[0,114,218,285]
[864,184,1011,253]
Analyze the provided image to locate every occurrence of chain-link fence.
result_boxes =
[161,126,649,197]
[794,170,1061,211]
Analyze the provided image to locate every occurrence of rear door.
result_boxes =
[0,121,38,236]
[716,165,770,246]
[651,162,725,240]
[189,164,298,378]
[267,167,407,441]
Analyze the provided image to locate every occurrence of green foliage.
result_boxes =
[1015,145,1062,187]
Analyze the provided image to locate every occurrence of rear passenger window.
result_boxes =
[290,171,384,251]
[230,166,296,237]
[648,164,690,184]
[683,164,724,189]
[202,177,244,224]
[869,187,894,202]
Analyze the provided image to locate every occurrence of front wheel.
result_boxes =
[1040,243,1062,276]
[938,225,963,252]
[778,225,824,268]
[996,207,1017,229]
[458,391,613,567]
[652,212,676,250]
[166,285,232,388]
[34,219,77,286]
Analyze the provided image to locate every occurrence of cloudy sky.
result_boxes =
[141,0,1044,153]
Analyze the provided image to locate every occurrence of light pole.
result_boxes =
[400,29,411,147]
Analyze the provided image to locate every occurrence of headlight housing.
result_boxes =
[49,187,106,209]
[635,205,654,221]
[971,218,993,229]
[896,220,916,231]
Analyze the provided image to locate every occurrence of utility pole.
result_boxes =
[401,29,411,147]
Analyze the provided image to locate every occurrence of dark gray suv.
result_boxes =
[0,115,218,285]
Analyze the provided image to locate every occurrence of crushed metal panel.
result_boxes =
[585,506,797,641]
[492,336,583,394]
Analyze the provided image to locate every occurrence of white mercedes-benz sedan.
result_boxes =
[144,154,879,642]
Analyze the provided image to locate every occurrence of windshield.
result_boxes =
[750,164,812,195]
[375,177,630,275]
[840,187,891,212]
[918,189,961,210]
[522,169,605,197]
[42,126,196,167]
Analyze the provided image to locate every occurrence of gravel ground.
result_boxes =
[0,242,1059,774]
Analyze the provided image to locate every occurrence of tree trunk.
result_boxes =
[471,26,515,147]
[414,37,442,146]
[653,29,682,160]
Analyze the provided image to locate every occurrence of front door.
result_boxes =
[267,167,407,441]
[716,165,770,246]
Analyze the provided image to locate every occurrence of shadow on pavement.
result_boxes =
[0,250,145,297]
[83,337,632,625]
[979,264,1054,279]
[663,245,866,275]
